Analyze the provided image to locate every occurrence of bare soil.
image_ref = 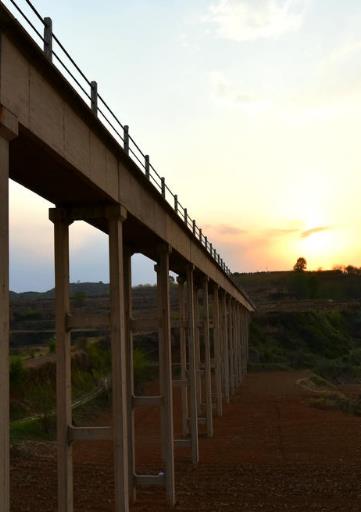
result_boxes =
[10,371,361,511]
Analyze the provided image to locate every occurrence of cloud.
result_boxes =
[215,224,248,235]
[210,71,271,110]
[204,0,308,42]
[301,226,330,239]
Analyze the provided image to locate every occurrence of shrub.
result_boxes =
[10,356,25,392]
[48,337,56,354]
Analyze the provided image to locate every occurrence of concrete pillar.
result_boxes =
[222,293,230,403]
[186,265,199,464]
[212,285,222,417]
[124,248,136,502]
[228,297,235,396]
[177,276,189,437]
[193,285,202,412]
[202,277,213,437]
[156,244,175,505]
[50,211,73,512]
[245,310,250,375]
[0,108,18,512]
[236,304,241,385]
[108,208,129,512]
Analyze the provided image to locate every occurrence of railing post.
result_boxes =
[44,17,53,61]
[161,177,166,198]
[199,228,202,242]
[90,81,98,115]
[145,155,150,179]
[184,207,188,225]
[192,220,196,235]
[124,125,129,155]
[174,194,178,214]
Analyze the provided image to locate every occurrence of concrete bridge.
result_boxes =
[0,1,254,510]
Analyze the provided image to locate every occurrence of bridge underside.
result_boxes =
[0,4,254,511]
[10,127,185,267]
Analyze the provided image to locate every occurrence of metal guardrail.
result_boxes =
[4,0,233,277]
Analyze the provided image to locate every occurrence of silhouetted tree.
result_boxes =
[293,257,307,272]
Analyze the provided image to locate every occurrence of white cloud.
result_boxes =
[204,0,308,42]
[209,71,271,112]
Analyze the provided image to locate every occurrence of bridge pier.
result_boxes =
[51,212,74,512]
[108,208,130,512]
[156,244,176,505]
[186,265,199,464]
[0,107,18,512]
[177,275,189,438]
[223,294,231,403]
[50,205,130,512]
[212,285,223,417]
[202,276,213,438]
[124,249,136,503]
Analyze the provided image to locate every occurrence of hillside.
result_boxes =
[232,270,361,383]
[234,269,361,306]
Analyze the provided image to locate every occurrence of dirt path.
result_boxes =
[10,371,361,511]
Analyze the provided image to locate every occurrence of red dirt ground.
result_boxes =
[10,371,361,511]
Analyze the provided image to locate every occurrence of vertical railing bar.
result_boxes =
[124,125,129,155]
[91,81,98,115]
[43,16,53,61]
[145,155,150,179]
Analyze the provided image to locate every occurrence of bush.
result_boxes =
[10,356,25,392]
[48,337,56,354]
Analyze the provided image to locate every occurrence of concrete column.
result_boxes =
[222,293,230,403]
[193,285,202,412]
[186,265,199,464]
[245,310,250,375]
[0,108,17,512]
[233,303,238,387]
[124,248,136,502]
[108,208,129,512]
[228,297,235,396]
[177,276,188,437]
[50,211,73,512]
[212,285,222,417]
[202,277,213,438]
[236,304,242,384]
[156,244,175,505]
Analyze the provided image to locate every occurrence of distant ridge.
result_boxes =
[10,282,111,302]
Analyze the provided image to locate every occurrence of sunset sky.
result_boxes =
[7,0,361,291]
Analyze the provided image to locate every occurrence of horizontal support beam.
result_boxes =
[173,379,187,388]
[49,205,127,223]
[68,426,112,442]
[174,438,192,448]
[66,313,110,331]
[132,395,163,407]
[130,316,160,333]
[134,474,166,487]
